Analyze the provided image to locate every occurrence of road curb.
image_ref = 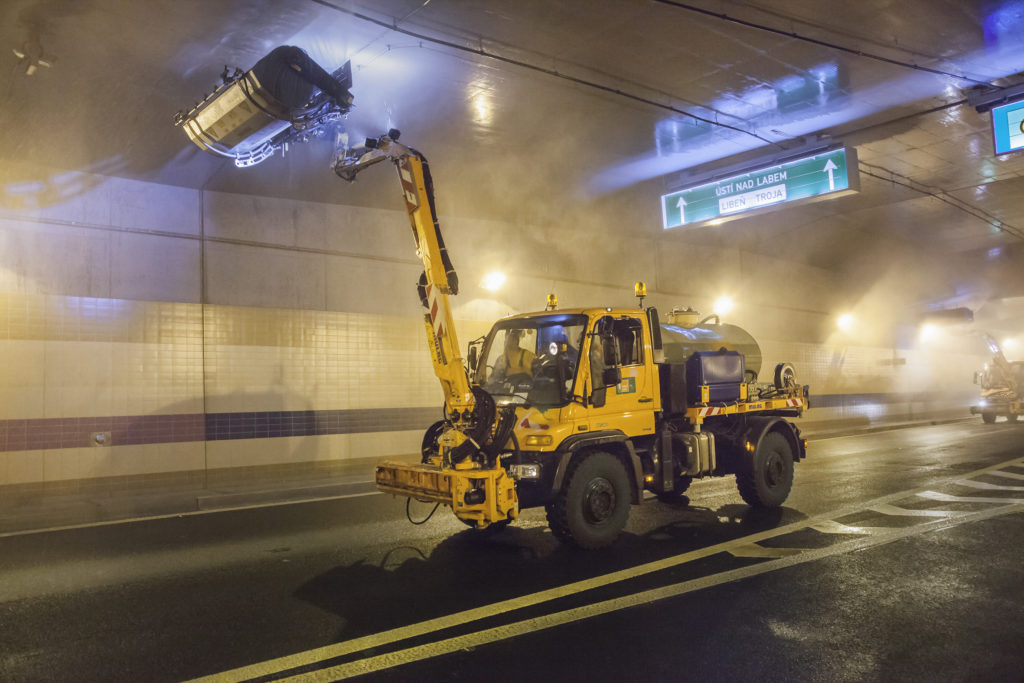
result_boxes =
[0,417,987,535]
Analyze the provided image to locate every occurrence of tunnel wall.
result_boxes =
[0,162,988,492]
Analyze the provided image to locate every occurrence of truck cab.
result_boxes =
[469,309,656,506]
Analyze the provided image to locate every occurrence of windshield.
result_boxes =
[477,314,587,407]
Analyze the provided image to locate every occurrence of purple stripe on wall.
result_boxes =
[0,392,975,453]
[0,408,441,453]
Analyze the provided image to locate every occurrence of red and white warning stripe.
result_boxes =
[424,283,445,339]
[519,416,549,430]
[398,160,420,213]
[785,398,804,407]
[696,406,723,418]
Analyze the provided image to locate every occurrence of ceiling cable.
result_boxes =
[653,0,994,87]
[859,163,1024,242]
[309,0,783,148]
[315,0,1015,222]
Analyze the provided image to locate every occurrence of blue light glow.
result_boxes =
[983,1,1024,47]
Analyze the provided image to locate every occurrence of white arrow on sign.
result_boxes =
[823,158,838,191]
[676,196,688,224]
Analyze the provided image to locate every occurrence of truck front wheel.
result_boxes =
[546,451,631,549]
[982,411,997,424]
[736,431,794,508]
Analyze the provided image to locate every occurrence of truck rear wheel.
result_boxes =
[736,431,794,508]
[546,451,630,549]
[982,411,997,424]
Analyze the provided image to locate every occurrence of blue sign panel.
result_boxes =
[992,99,1024,156]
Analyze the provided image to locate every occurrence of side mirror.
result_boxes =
[466,336,485,381]
[602,366,621,388]
[590,367,620,407]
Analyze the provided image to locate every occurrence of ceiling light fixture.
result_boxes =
[713,296,734,317]
[481,271,506,291]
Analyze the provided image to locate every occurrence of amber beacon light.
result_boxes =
[635,281,647,307]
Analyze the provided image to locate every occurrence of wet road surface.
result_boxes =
[1,421,1022,681]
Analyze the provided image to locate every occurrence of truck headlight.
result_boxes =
[509,463,540,479]
[525,435,553,447]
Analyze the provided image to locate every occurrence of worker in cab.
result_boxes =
[492,329,536,383]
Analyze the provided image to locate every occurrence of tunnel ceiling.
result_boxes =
[2,0,1024,311]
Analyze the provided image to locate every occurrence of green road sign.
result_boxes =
[661,147,859,229]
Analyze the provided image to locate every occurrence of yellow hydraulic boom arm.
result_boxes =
[334,131,489,461]
[173,56,513,522]
[982,333,1019,395]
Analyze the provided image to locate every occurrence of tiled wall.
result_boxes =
[0,163,990,491]
[0,294,470,485]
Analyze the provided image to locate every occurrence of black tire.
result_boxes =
[736,431,794,508]
[656,475,693,503]
[546,451,631,549]
[982,411,997,424]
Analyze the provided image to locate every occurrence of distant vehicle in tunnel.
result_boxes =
[971,335,1023,423]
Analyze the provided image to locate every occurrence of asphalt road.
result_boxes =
[1,421,1022,682]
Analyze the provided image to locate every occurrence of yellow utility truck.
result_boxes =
[175,52,809,549]
[376,298,809,549]
[331,132,809,549]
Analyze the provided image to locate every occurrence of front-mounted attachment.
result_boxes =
[175,45,353,168]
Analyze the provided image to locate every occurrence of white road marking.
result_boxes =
[0,491,381,539]
[869,503,963,517]
[955,479,1024,491]
[191,513,836,682]
[989,470,1024,481]
[728,543,804,558]
[283,503,1024,682]
[917,490,1024,504]
[808,520,878,535]
[191,455,1024,683]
